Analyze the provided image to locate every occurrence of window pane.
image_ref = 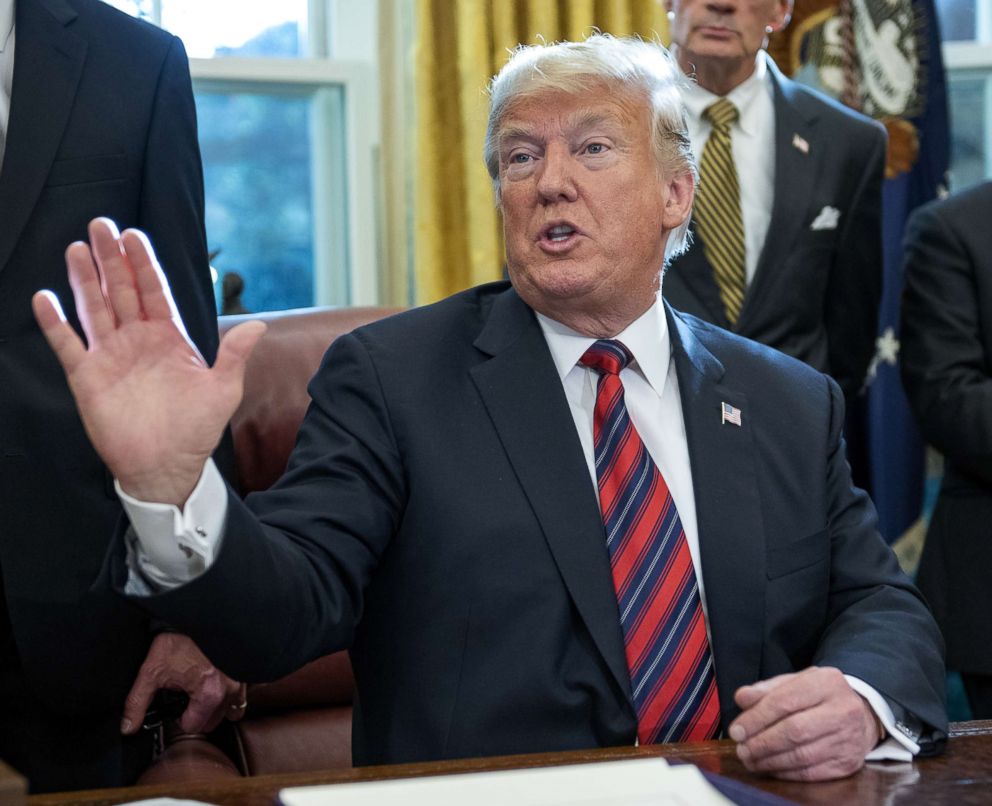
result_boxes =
[197,91,316,313]
[936,0,977,42]
[947,71,991,191]
[161,1,308,58]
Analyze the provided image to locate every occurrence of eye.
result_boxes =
[584,142,608,155]
[510,152,533,164]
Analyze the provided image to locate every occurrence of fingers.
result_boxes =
[735,703,835,766]
[227,683,249,724]
[66,238,116,346]
[730,670,817,741]
[738,719,867,782]
[731,667,877,782]
[128,633,246,736]
[121,659,160,735]
[732,671,796,711]
[82,218,179,333]
[120,228,181,322]
[177,673,233,735]
[32,291,89,376]
[90,218,143,327]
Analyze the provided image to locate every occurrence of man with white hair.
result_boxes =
[35,35,943,782]
[662,0,885,406]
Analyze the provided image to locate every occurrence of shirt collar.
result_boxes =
[681,50,772,138]
[535,294,672,397]
[0,0,14,54]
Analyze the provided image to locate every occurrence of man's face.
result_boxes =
[497,88,692,335]
[666,0,792,66]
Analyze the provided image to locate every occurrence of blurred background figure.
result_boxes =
[901,180,992,720]
[662,0,884,408]
[0,0,238,792]
[222,271,251,315]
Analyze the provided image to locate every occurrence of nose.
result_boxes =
[536,141,579,203]
[705,0,735,13]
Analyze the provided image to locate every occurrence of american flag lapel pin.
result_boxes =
[721,402,742,427]
[792,133,810,155]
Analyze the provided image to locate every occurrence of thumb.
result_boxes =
[213,320,267,380]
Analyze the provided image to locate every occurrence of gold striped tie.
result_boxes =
[695,99,746,326]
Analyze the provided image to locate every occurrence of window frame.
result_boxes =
[944,40,992,185]
[191,57,379,306]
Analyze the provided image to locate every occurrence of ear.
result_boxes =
[768,0,794,33]
[661,171,694,231]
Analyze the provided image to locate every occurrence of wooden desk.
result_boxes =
[26,721,992,806]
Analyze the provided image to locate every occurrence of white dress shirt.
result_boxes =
[118,294,915,759]
[682,52,776,284]
[536,298,709,618]
[0,0,16,170]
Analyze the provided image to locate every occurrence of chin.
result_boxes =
[522,267,601,301]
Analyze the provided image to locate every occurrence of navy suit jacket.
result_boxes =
[0,0,216,727]
[664,60,885,402]
[901,181,992,675]
[116,281,946,765]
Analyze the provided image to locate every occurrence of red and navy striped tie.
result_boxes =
[581,340,720,743]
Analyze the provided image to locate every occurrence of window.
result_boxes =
[109,1,379,312]
[937,0,992,191]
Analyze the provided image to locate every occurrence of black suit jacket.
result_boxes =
[116,282,946,764]
[664,60,885,402]
[0,0,216,748]
[901,180,992,675]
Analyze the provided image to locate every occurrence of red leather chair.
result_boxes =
[138,305,402,785]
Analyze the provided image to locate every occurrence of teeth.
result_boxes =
[547,225,575,242]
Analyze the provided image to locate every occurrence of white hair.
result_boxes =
[484,34,697,260]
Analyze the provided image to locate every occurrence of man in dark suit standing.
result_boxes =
[901,180,992,719]
[0,0,242,792]
[662,0,884,404]
[35,34,944,782]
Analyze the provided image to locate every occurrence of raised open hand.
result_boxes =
[32,218,265,506]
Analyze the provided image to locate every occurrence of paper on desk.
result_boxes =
[119,800,216,806]
[278,757,733,806]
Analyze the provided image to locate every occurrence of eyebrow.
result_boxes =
[498,111,625,147]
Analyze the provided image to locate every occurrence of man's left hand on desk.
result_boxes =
[728,666,882,782]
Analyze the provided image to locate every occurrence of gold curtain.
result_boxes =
[410,0,670,305]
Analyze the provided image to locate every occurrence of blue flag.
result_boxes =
[782,0,950,542]
[868,0,949,543]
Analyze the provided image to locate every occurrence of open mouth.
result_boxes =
[539,222,583,247]
[546,224,576,242]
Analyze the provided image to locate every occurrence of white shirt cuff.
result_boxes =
[845,675,919,761]
[117,459,229,592]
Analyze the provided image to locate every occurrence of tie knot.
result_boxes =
[704,98,738,132]
[580,340,632,376]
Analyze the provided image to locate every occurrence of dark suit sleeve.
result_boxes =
[901,196,992,487]
[812,376,947,751]
[108,331,405,682]
[136,36,218,363]
[824,121,885,400]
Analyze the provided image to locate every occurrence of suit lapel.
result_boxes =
[738,64,819,331]
[470,288,633,701]
[667,221,731,328]
[667,307,766,720]
[0,0,85,273]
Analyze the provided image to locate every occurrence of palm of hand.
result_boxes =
[33,218,266,507]
[69,316,239,503]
